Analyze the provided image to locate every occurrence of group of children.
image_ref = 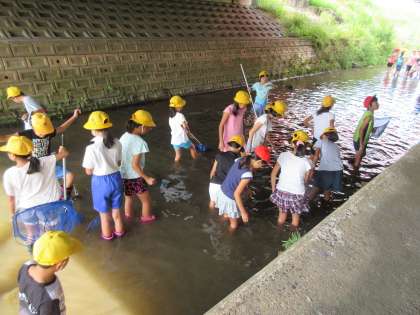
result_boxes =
[387,48,420,79]
[1,73,381,313]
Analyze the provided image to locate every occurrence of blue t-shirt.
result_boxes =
[221,159,253,199]
[119,132,149,179]
[252,82,273,105]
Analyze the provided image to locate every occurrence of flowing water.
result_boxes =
[0,67,419,315]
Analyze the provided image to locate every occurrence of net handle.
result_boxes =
[240,63,257,118]
[61,134,67,200]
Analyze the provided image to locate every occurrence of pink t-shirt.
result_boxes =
[222,104,246,152]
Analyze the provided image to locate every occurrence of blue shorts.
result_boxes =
[314,170,343,192]
[254,101,267,117]
[172,140,192,150]
[91,172,123,213]
[55,164,67,179]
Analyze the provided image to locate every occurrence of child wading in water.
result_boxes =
[353,95,379,171]
[168,95,198,162]
[215,145,270,230]
[307,127,343,202]
[251,70,273,117]
[218,90,251,152]
[18,231,82,315]
[82,111,125,240]
[120,110,157,223]
[270,130,313,230]
[303,95,335,144]
[209,135,245,209]
[247,100,287,153]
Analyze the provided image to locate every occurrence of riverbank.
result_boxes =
[207,143,420,314]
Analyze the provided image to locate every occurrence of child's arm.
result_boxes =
[358,117,371,149]
[56,108,81,134]
[54,145,69,161]
[247,121,263,152]
[303,115,313,127]
[270,162,281,192]
[132,153,156,185]
[7,195,16,218]
[234,178,251,223]
[312,147,321,165]
[304,170,312,184]
[218,112,230,151]
[209,160,218,179]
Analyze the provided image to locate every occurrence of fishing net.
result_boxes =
[12,200,82,244]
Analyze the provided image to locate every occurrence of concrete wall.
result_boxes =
[206,144,420,314]
[0,0,316,125]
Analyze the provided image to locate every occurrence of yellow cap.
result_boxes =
[32,113,54,135]
[33,231,82,266]
[0,135,32,155]
[6,86,22,99]
[228,135,245,147]
[169,95,186,108]
[130,110,156,127]
[323,127,337,134]
[322,95,335,108]
[266,100,287,116]
[259,70,269,78]
[83,111,113,130]
[291,130,309,143]
[233,90,251,105]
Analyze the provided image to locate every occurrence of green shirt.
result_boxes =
[353,111,374,145]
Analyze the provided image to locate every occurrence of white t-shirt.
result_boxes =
[3,155,61,211]
[314,138,343,171]
[313,111,335,140]
[247,114,272,152]
[169,112,189,145]
[82,136,122,176]
[276,151,312,195]
[22,96,42,130]
[119,132,149,179]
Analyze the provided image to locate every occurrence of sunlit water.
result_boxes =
[0,67,419,315]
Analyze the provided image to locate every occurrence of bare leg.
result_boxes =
[190,146,198,159]
[291,214,300,229]
[278,211,287,225]
[99,212,113,238]
[174,149,182,162]
[65,171,74,188]
[228,218,239,230]
[307,186,320,202]
[353,151,363,171]
[209,200,216,209]
[124,195,135,218]
[112,209,124,234]
[138,191,152,218]
[324,190,332,201]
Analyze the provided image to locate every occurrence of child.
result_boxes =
[82,111,125,240]
[168,95,198,162]
[353,95,379,171]
[17,110,81,197]
[386,49,399,74]
[270,130,312,229]
[303,95,335,144]
[307,127,343,202]
[405,51,417,77]
[394,51,405,77]
[251,70,274,117]
[247,100,287,152]
[120,110,157,223]
[215,145,270,230]
[6,86,46,130]
[209,135,245,209]
[18,231,82,315]
[218,90,251,152]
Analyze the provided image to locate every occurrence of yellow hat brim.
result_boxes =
[83,121,113,130]
[0,145,8,152]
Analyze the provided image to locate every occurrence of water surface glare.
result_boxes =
[0,67,419,315]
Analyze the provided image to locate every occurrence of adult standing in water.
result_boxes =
[303,95,336,144]
[251,70,273,117]
[218,90,251,152]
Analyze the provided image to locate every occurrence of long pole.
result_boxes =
[61,134,67,200]
[240,64,257,118]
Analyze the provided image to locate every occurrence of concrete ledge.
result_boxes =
[206,144,420,315]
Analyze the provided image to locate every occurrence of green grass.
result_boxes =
[282,231,301,250]
[257,0,395,71]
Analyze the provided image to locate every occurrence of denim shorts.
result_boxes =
[91,172,123,212]
[172,140,192,150]
[314,170,343,192]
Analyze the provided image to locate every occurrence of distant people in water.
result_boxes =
[386,48,399,74]
[394,51,405,77]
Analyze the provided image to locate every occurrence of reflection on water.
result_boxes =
[0,67,419,315]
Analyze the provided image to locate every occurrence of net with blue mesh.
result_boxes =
[12,200,82,245]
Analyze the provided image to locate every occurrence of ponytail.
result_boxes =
[102,130,115,149]
[27,156,40,174]
[169,108,177,118]
[231,102,240,116]
[126,120,141,133]
[316,106,330,115]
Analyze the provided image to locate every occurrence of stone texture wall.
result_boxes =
[0,0,316,125]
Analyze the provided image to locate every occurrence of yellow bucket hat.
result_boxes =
[291,130,309,143]
[266,100,287,116]
[130,110,156,127]
[83,111,113,130]
[169,95,186,108]
[228,135,245,147]
[33,231,82,266]
[32,113,54,135]
[6,86,21,99]
[233,90,251,105]
[259,70,269,78]
[322,95,335,108]
[0,135,32,155]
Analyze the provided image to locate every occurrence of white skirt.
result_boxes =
[209,182,221,202]
[215,189,240,219]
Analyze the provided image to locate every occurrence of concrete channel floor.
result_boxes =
[206,144,420,315]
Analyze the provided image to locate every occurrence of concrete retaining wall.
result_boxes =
[206,144,420,314]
